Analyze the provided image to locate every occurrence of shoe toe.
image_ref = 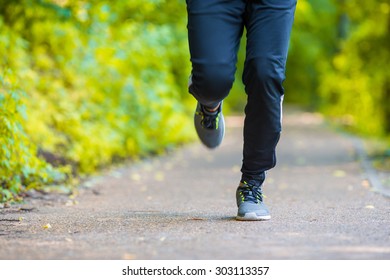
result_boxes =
[237,202,270,221]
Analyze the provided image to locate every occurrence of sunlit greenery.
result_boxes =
[1,0,389,201]
[285,0,390,138]
[0,0,193,201]
[318,0,390,137]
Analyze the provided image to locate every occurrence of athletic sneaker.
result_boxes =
[236,180,271,221]
[194,102,225,149]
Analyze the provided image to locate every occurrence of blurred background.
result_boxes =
[0,0,389,201]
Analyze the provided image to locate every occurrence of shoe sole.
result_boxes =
[236,212,271,221]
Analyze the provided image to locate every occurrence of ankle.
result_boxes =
[204,103,220,113]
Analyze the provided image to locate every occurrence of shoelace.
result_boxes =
[239,184,263,203]
[200,106,219,130]
[201,113,218,129]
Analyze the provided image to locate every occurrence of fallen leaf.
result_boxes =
[65,200,78,206]
[187,217,206,221]
[65,200,74,206]
[123,253,136,260]
[131,173,141,181]
[333,170,346,177]
[43,223,52,229]
[278,183,288,190]
[361,180,370,188]
[154,172,165,182]
[267,177,275,184]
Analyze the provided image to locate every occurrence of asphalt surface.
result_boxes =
[1,107,389,259]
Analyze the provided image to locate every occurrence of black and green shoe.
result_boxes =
[236,180,271,221]
[194,102,225,149]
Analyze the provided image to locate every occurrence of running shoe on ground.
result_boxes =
[236,180,271,221]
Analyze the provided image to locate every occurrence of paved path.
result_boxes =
[1,108,389,259]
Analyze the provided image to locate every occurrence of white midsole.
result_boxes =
[236,212,271,221]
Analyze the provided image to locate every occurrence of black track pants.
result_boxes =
[187,0,296,183]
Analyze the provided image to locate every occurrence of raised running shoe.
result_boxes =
[194,102,224,149]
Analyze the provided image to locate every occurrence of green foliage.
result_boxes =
[318,0,390,136]
[0,17,68,202]
[284,0,338,107]
[0,0,193,201]
[284,0,390,139]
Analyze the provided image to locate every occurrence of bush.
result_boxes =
[284,0,390,139]
[318,0,390,136]
[0,0,193,202]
